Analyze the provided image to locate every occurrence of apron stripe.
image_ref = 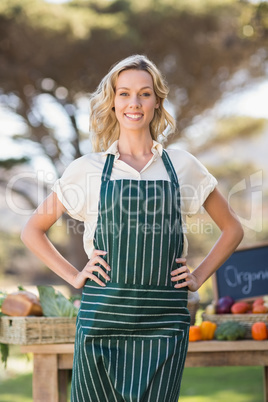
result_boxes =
[107,339,111,375]
[114,339,119,389]
[99,340,118,402]
[156,337,169,402]
[129,339,136,400]
[122,339,127,396]
[137,339,144,400]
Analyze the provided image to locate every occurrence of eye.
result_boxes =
[141,92,151,97]
[119,92,129,96]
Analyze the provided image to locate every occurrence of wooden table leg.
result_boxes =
[264,366,268,402]
[33,354,59,402]
[59,370,70,402]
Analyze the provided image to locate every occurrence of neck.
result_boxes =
[118,132,154,157]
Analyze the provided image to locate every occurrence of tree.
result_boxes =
[0,0,267,269]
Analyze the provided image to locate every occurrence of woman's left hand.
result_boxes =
[171,258,199,292]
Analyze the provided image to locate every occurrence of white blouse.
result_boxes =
[52,140,217,259]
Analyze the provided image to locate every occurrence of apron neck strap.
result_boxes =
[161,149,179,186]
[101,154,115,182]
[101,150,178,185]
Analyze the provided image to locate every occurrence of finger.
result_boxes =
[92,249,108,258]
[87,273,106,287]
[86,265,111,281]
[174,280,190,289]
[175,257,186,264]
[90,256,111,271]
[171,271,189,282]
[171,265,188,276]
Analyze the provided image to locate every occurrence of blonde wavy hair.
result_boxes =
[89,54,176,152]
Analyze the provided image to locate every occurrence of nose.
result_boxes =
[129,95,141,109]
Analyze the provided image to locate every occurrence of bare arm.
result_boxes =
[21,192,110,288]
[171,187,244,291]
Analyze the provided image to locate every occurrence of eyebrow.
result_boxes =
[116,86,153,91]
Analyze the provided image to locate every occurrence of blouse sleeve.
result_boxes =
[51,157,88,222]
[168,149,218,217]
[182,151,217,217]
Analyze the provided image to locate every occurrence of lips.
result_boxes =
[124,113,143,121]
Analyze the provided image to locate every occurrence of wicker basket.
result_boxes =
[202,313,268,339]
[0,316,77,345]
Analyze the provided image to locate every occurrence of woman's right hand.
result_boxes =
[72,249,111,289]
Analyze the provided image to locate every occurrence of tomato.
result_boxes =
[252,304,268,314]
[231,302,251,314]
[253,298,264,308]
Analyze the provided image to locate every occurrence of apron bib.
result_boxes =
[71,150,190,402]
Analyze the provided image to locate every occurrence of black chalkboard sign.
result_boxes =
[212,244,268,301]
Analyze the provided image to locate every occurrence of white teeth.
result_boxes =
[125,114,142,119]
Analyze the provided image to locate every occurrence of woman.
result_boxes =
[21,54,243,401]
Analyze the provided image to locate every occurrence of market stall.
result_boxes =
[1,244,268,402]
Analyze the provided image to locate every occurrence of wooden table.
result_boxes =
[21,340,268,402]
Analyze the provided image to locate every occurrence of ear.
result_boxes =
[155,97,160,109]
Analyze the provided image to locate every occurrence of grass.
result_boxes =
[0,373,32,402]
[0,346,33,402]
[180,366,263,401]
[0,354,263,402]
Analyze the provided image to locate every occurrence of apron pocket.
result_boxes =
[78,282,190,339]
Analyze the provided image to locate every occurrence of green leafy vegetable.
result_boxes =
[215,321,246,341]
[37,286,78,318]
[69,294,81,303]
[1,343,9,368]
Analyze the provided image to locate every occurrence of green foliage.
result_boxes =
[0,0,267,152]
[0,157,30,169]
[1,343,9,368]
[208,161,258,185]
[69,293,82,303]
[0,0,128,38]
[37,285,78,317]
[213,116,267,143]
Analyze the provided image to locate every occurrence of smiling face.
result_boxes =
[113,69,159,137]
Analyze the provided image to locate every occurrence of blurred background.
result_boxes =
[0,0,268,301]
[1,1,268,400]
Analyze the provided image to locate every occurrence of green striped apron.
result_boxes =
[71,150,190,402]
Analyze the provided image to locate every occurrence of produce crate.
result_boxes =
[202,313,268,339]
[0,316,77,345]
